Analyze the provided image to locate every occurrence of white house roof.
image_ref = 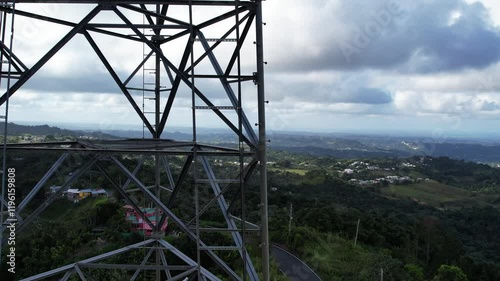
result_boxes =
[65,188,108,195]
[91,190,107,195]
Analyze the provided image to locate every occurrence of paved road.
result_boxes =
[270,245,322,281]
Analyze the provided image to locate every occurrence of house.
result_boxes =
[123,205,168,236]
[66,189,81,201]
[65,188,108,202]
[78,189,93,198]
[386,176,399,183]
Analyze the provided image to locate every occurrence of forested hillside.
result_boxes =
[261,151,500,280]
[0,122,117,140]
[2,146,500,280]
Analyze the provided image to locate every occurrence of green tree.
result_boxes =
[358,253,410,281]
[404,264,425,281]
[433,265,468,281]
[278,159,292,168]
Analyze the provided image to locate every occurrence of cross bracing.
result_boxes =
[0,0,269,280]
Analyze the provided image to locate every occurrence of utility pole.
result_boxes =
[288,203,293,234]
[354,219,360,246]
[380,268,384,281]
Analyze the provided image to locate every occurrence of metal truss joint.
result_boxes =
[151,34,166,42]
[100,3,116,10]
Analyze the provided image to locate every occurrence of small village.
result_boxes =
[338,160,431,187]
[49,185,109,203]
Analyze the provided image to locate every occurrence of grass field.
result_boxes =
[268,167,309,175]
[382,180,496,208]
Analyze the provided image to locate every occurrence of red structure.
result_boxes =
[123,205,168,236]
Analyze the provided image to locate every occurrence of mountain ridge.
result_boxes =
[0,122,118,140]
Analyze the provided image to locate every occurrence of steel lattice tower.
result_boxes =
[0,1,269,280]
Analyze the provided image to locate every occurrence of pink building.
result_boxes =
[123,205,168,236]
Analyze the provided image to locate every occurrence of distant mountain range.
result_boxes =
[0,122,118,140]
[268,133,500,163]
[5,122,500,163]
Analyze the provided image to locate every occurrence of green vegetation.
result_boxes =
[264,151,500,281]
[268,167,308,175]
[432,265,468,281]
[2,145,500,280]
[382,181,485,208]
[3,197,131,279]
[273,228,412,281]
[416,156,500,194]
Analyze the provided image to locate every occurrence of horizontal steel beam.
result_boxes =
[0,6,144,43]
[4,1,255,6]
[192,227,259,233]
[77,263,195,271]
[188,74,255,80]
[86,23,185,29]
[2,146,254,156]
[3,140,249,152]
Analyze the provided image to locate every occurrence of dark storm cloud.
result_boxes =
[268,74,392,105]
[272,0,500,73]
[401,1,500,73]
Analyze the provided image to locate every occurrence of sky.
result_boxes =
[3,0,500,138]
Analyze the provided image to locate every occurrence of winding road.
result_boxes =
[270,244,323,281]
